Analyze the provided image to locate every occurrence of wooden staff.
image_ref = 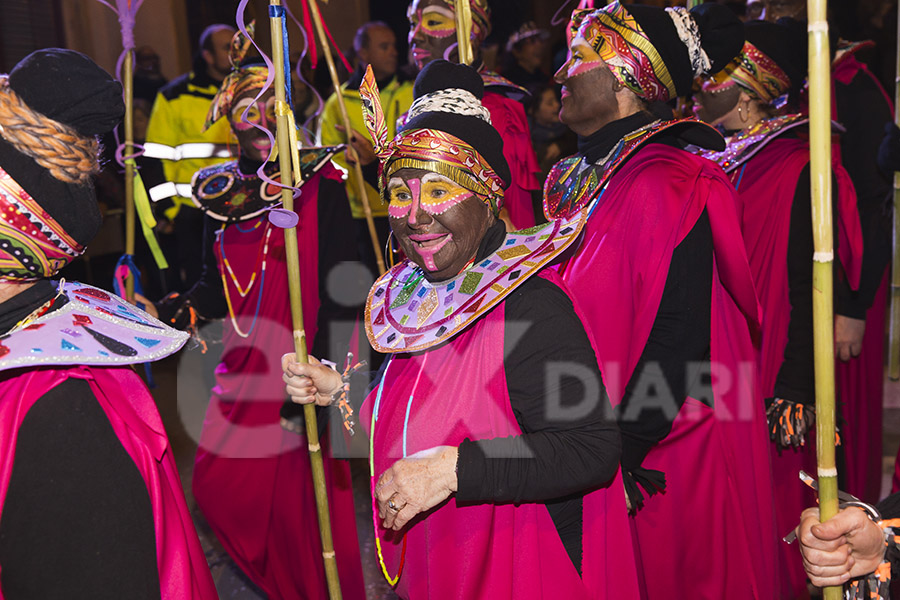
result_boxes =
[454,0,474,65]
[306,0,385,275]
[123,49,136,301]
[889,4,900,381]
[807,0,841,598]
[268,2,342,598]
[686,0,702,8]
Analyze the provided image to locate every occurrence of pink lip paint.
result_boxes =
[411,233,452,271]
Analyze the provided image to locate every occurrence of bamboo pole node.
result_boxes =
[817,467,839,477]
[294,330,306,344]
[807,21,829,32]
[813,251,834,262]
[323,551,336,559]
[309,442,321,452]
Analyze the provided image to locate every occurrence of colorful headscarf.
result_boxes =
[0,166,85,281]
[359,65,505,214]
[408,0,492,48]
[569,3,676,102]
[204,23,268,130]
[722,40,791,103]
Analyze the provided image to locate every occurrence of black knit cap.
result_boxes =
[0,49,124,247]
[627,3,745,97]
[744,19,805,88]
[399,60,511,189]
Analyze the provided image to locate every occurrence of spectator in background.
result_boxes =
[319,21,414,278]
[143,24,237,292]
[501,22,550,94]
[133,45,167,104]
[527,83,575,186]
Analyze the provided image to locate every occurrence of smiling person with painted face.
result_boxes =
[284,60,626,599]
[134,29,366,600]
[405,0,540,231]
[544,3,784,597]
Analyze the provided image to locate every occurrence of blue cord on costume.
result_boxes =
[112,253,156,388]
[734,163,748,191]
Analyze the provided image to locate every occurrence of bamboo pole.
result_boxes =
[454,0,473,65]
[807,0,841,598]
[268,2,342,598]
[123,49,136,301]
[888,3,900,380]
[306,0,385,275]
[686,0,702,8]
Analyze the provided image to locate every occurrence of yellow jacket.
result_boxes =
[319,72,413,219]
[145,71,236,218]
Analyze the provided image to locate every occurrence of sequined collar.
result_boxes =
[192,145,343,223]
[366,210,587,353]
[700,114,807,173]
[0,281,188,372]
[544,118,722,220]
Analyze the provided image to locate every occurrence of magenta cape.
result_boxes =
[0,365,217,599]
[832,51,892,504]
[482,91,539,230]
[192,166,365,600]
[733,135,863,598]
[555,144,781,598]
[362,270,636,599]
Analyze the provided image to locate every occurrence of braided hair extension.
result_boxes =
[0,76,99,186]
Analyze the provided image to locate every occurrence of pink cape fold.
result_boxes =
[555,143,782,598]
[0,365,218,599]
[733,135,863,598]
[482,91,539,230]
[362,269,638,599]
[192,166,365,600]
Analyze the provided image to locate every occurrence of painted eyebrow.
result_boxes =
[387,178,408,191]
[420,172,455,184]
[422,6,455,19]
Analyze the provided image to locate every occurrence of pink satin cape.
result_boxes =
[0,365,217,599]
[482,91,539,230]
[555,143,781,598]
[192,166,365,600]
[733,136,863,599]
[362,270,637,599]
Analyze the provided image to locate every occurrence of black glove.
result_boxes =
[765,397,815,450]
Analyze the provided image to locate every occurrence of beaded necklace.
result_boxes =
[369,354,428,586]
[219,220,272,339]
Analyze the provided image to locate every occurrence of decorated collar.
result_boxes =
[544,118,721,220]
[480,70,529,99]
[366,210,587,353]
[192,145,343,223]
[700,114,807,173]
[0,281,188,372]
[0,166,85,282]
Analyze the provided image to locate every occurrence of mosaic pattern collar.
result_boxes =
[544,118,719,220]
[192,146,342,223]
[366,211,586,353]
[700,114,807,173]
[0,281,188,372]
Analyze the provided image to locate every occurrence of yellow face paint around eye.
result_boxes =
[415,7,457,39]
[388,176,473,220]
[388,184,413,218]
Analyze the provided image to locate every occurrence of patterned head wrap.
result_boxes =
[359,61,507,215]
[567,2,739,103]
[204,23,269,130]
[0,166,85,281]
[408,0,492,47]
[720,40,791,103]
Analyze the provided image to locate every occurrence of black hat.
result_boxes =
[744,19,805,88]
[400,60,511,189]
[0,49,123,248]
[628,3,745,97]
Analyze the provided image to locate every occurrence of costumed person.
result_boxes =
[693,19,864,599]
[765,0,894,506]
[319,21,414,277]
[407,0,540,230]
[545,3,782,597]
[144,24,238,291]
[0,49,217,599]
[135,30,366,600]
[794,491,900,599]
[284,60,629,599]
